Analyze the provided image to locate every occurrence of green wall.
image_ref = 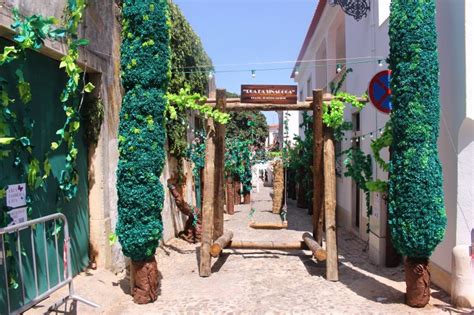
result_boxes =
[0,38,90,313]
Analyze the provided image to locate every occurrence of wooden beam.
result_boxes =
[205,98,240,104]
[213,89,226,240]
[227,241,309,251]
[302,232,327,262]
[249,221,288,230]
[324,129,338,281]
[205,96,368,105]
[312,90,325,244]
[210,230,234,257]
[199,115,217,277]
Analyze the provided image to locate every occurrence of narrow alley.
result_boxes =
[28,186,451,314]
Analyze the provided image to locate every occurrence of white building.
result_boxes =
[291,0,474,294]
[266,124,280,149]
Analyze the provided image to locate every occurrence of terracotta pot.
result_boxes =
[405,257,430,308]
[132,257,159,304]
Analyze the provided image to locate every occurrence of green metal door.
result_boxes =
[0,38,90,313]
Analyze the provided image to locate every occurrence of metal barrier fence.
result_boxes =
[0,213,98,314]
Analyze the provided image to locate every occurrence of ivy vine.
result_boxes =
[0,1,91,289]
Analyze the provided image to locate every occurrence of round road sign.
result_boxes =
[368,70,392,114]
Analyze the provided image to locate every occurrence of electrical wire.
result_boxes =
[172,55,386,70]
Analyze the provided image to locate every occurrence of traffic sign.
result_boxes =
[368,70,392,114]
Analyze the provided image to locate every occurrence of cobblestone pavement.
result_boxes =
[28,186,460,315]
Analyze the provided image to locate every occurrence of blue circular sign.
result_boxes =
[369,70,392,114]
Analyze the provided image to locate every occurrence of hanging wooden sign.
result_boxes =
[241,85,298,104]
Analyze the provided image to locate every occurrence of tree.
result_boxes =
[116,0,170,304]
[388,0,446,307]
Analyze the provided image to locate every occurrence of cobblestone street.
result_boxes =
[29,186,454,314]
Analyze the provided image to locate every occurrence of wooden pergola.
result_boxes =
[198,88,359,281]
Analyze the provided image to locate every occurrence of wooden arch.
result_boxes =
[199,88,344,281]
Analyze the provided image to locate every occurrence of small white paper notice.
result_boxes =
[8,207,27,226]
[6,183,26,208]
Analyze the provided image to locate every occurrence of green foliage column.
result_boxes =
[116,0,170,262]
[388,0,446,260]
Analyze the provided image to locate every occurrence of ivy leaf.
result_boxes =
[0,137,15,145]
[0,149,11,158]
[0,46,18,64]
[18,80,32,104]
[108,232,118,246]
[73,38,90,47]
[27,158,41,188]
[19,137,30,147]
[9,276,18,290]
[0,188,6,199]
[49,28,67,38]
[43,159,52,179]
[71,121,80,131]
[51,142,59,150]
[83,82,95,93]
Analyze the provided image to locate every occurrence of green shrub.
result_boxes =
[388,0,446,258]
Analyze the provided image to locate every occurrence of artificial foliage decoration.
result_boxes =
[0,1,91,289]
[343,147,373,233]
[0,4,92,200]
[225,111,268,195]
[166,1,213,166]
[187,129,206,210]
[388,0,446,259]
[225,136,253,194]
[116,0,170,262]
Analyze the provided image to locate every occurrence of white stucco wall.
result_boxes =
[455,0,474,249]
[343,0,391,257]
[293,1,474,281]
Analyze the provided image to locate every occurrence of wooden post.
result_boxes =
[199,117,217,277]
[228,241,308,251]
[312,90,325,244]
[234,179,241,205]
[226,176,235,215]
[302,232,327,262]
[249,221,288,230]
[213,89,226,240]
[210,230,234,257]
[243,192,251,204]
[324,129,338,281]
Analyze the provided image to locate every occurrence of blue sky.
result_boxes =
[173,0,316,124]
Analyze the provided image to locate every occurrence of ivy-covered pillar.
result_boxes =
[116,0,170,304]
[388,0,447,307]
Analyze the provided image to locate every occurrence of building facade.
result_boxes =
[291,0,474,293]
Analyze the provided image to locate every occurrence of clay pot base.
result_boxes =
[405,258,431,308]
[132,258,159,304]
